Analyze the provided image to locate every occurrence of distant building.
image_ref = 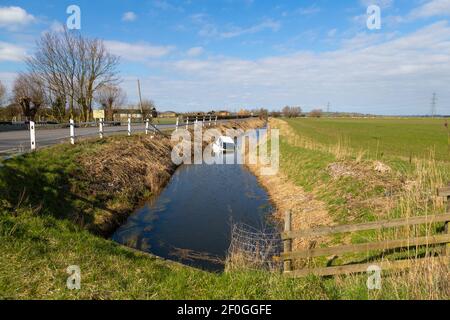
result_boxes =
[238,109,251,117]
[159,111,178,118]
[217,110,231,117]
[113,108,143,122]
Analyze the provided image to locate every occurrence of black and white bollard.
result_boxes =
[175,117,179,132]
[128,116,131,136]
[99,118,104,139]
[186,117,189,129]
[70,119,75,145]
[145,119,149,135]
[29,121,36,151]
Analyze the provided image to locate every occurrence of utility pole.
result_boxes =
[431,92,437,117]
[137,79,144,115]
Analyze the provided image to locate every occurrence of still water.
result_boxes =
[112,152,274,271]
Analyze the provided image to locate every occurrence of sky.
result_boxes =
[0,0,450,115]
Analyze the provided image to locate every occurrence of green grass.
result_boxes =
[154,118,178,125]
[1,208,436,300]
[0,121,448,300]
[275,118,449,288]
[285,117,450,161]
[0,146,377,299]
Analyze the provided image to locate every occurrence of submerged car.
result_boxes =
[213,136,235,152]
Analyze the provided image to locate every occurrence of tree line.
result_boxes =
[0,28,128,122]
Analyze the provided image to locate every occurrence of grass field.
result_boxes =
[285,118,450,162]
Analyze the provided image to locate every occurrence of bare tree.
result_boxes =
[0,80,6,106]
[95,85,126,121]
[0,103,22,121]
[309,109,323,118]
[12,73,45,121]
[141,99,157,121]
[74,35,120,121]
[282,106,302,118]
[26,28,120,121]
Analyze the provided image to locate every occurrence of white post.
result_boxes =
[186,117,189,129]
[202,116,205,127]
[128,116,131,136]
[145,119,149,135]
[215,116,218,126]
[209,115,212,127]
[29,121,36,151]
[175,117,179,132]
[70,119,75,145]
[99,118,104,139]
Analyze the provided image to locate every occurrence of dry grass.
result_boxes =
[77,135,176,235]
[249,117,450,299]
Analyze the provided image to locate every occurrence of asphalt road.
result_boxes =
[0,119,241,155]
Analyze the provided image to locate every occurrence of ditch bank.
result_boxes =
[83,118,265,236]
[0,118,266,238]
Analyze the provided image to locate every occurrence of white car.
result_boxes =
[213,136,235,152]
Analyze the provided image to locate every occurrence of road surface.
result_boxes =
[0,119,244,155]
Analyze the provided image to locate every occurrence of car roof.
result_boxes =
[219,136,235,144]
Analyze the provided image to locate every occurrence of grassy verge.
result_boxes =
[265,118,449,299]
[0,118,448,299]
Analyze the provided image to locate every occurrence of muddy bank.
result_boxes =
[77,118,266,236]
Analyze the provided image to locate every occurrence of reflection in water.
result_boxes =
[112,152,274,271]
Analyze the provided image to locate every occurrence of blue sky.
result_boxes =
[1,0,450,114]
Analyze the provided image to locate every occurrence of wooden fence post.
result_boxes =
[284,211,293,273]
[446,197,449,256]
[438,185,450,256]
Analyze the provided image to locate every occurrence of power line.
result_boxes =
[431,92,437,117]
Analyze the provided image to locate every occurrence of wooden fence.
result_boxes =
[281,186,450,277]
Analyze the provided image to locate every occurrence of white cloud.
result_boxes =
[186,47,204,57]
[0,41,27,62]
[194,16,281,39]
[359,0,394,9]
[49,21,65,33]
[122,12,137,22]
[409,0,450,19]
[104,41,174,61]
[126,21,450,114]
[220,20,280,38]
[295,5,321,15]
[0,6,35,30]
[0,72,17,94]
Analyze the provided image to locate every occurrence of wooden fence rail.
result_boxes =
[281,185,450,277]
